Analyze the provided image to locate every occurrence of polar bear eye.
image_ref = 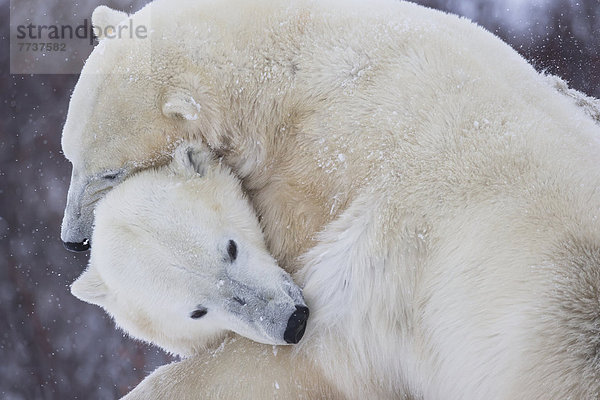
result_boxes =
[102,172,119,180]
[190,307,208,319]
[227,240,238,262]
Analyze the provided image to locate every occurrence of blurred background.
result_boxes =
[1,0,598,398]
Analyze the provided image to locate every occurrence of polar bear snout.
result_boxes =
[284,305,309,344]
[219,273,309,345]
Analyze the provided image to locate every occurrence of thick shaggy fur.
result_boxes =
[60,0,600,398]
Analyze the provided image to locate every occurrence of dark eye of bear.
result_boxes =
[227,240,237,262]
[190,308,207,319]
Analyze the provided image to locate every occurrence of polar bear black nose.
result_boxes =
[63,240,90,252]
[284,305,309,344]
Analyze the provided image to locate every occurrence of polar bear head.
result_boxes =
[60,2,225,251]
[71,144,309,355]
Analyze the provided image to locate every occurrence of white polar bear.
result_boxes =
[71,144,309,355]
[59,0,600,398]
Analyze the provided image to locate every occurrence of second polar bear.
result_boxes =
[71,144,309,355]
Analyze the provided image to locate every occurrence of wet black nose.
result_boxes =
[63,240,90,252]
[284,305,309,344]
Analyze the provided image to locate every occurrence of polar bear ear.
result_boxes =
[173,143,212,176]
[71,266,109,307]
[161,90,203,122]
[92,5,128,40]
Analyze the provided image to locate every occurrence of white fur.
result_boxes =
[71,144,307,355]
[60,0,600,398]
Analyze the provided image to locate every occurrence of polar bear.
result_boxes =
[59,0,600,398]
[71,144,309,355]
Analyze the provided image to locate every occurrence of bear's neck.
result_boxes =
[183,9,364,268]
[202,66,353,270]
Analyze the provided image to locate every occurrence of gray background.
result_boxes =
[1,0,599,398]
